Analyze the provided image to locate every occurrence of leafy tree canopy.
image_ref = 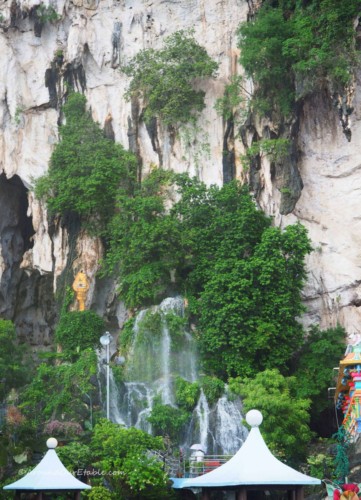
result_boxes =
[20,349,97,426]
[0,319,28,401]
[106,172,312,379]
[35,92,137,229]
[123,29,218,126]
[229,368,313,462]
[238,0,360,114]
[293,324,346,415]
[90,419,173,499]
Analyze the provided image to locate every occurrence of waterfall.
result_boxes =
[196,390,210,451]
[213,394,248,454]
[106,296,248,455]
[160,318,173,405]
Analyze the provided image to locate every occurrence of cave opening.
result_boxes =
[0,173,35,253]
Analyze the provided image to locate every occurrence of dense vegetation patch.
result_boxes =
[106,171,312,378]
[123,29,218,126]
[238,0,360,115]
[55,310,106,359]
[35,93,137,229]
[0,320,28,401]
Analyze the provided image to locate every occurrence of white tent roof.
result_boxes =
[4,438,91,491]
[175,410,321,488]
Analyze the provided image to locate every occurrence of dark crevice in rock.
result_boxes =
[0,174,56,344]
[111,21,123,69]
[222,117,236,184]
[63,61,87,94]
[104,113,115,141]
[128,97,142,182]
[145,116,163,166]
[240,111,303,215]
[10,0,23,28]
[333,92,353,142]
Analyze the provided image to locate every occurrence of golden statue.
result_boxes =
[72,270,89,311]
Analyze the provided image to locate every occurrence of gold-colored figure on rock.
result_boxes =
[72,270,89,311]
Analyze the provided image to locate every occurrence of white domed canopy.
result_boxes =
[173,410,321,489]
[3,439,91,492]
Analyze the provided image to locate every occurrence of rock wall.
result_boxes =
[0,0,361,341]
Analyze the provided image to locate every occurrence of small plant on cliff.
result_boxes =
[35,92,137,230]
[123,29,218,126]
[35,4,60,24]
[240,138,290,170]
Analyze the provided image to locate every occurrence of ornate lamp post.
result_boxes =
[100,332,113,419]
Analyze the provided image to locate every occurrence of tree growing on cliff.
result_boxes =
[123,29,218,127]
[35,93,137,230]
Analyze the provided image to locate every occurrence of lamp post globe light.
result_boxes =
[100,331,113,419]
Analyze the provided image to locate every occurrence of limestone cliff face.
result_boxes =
[0,0,360,341]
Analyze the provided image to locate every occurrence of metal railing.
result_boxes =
[187,455,231,477]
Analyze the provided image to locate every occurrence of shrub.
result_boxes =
[200,376,225,406]
[55,310,105,357]
[175,377,200,411]
[147,398,189,441]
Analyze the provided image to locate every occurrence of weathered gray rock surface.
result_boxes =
[0,0,360,341]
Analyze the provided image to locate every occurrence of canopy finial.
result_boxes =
[246,409,263,427]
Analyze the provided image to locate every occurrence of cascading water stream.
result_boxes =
[102,296,248,454]
[196,390,210,451]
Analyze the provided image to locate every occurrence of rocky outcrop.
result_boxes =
[1,0,361,342]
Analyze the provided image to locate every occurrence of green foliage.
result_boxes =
[199,376,225,406]
[35,4,60,24]
[307,452,334,481]
[106,173,311,380]
[55,310,105,358]
[230,368,313,462]
[293,324,346,414]
[21,349,97,426]
[332,426,350,484]
[283,0,360,90]
[35,92,137,229]
[214,75,248,120]
[0,320,28,401]
[241,138,291,170]
[104,169,182,308]
[84,486,116,500]
[147,398,189,441]
[119,318,136,352]
[175,377,200,411]
[90,419,172,499]
[238,0,360,114]
[181,183,312,378]
[238,7,294,115]
[56,441,92,471]
[123,30,218,126]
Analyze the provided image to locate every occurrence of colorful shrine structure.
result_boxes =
[334,342,361,440]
